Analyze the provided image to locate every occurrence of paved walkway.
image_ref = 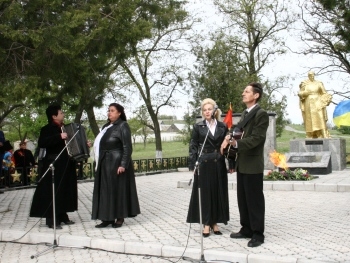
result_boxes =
[1,169,350,263]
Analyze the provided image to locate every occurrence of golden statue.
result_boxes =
[298,71,332,138]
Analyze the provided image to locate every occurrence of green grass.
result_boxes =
[132,141,188,160]
[276,129,306,153]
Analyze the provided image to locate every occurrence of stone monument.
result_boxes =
[286,72,346,172]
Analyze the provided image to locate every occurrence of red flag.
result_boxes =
[223,103,233,129]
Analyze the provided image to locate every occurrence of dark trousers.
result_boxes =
[0,154,4,185]
[237,169,265,242]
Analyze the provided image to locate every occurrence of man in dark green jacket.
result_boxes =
[221,82,269,247]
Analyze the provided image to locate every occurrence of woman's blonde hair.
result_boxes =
[201,98,221,120]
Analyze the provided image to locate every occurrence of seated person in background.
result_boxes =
[2,151,15,187]
[13,141,35,186]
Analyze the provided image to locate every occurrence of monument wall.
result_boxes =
[289,138,346,171]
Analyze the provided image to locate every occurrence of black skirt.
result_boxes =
[186,152,229,225]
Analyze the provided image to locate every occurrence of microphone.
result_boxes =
[188,178,192,186]
[211,105,218,119]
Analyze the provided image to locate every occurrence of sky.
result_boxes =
[99,0,349,126]
[180,0,349,125]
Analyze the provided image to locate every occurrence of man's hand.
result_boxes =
[61,132,68,140]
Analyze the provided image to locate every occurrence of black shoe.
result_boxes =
[210,225,222,235]
[95,221,113,228]
[48,225,62,229]
[202,232,210,238]
[247,238,263,247]
[62,220,75,225]
[202,225,210,237]
[230,232,249,239]
[112,218,124,228]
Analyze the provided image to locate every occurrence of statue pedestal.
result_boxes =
[284,151,331,174]
[289,138,346,171]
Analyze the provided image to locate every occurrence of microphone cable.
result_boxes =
[3,159,71,243]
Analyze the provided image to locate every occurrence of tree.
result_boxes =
[190,34,288,137]
[128,117,143,146]
[3,104,47,143]
[188,0,292,134]
[115,1,195,158]
[133,105,152,148]
[213,0,293,77]
[298,0,350,98]
[1,0,190,138]
[0,0,121,130]
[189,34,249,115]
[316,0,350,51]
[259,79,288,137]
[178,111,195,145]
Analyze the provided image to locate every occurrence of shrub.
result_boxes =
[265,168,315,181]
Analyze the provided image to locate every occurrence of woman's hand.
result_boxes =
[117,166,125,175]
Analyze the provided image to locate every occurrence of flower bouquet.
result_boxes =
[265,168,315,181]
[266,150,317,181]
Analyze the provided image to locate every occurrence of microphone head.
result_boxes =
[211,105,218,119]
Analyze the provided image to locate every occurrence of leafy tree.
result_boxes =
[179,111,195,145]
[128,117,144,146]
[214,0,293,76]
[4,106,47,143]
[298,0,350,99]
[133,105,152,148]
[115,1,195,158]
[190,34,288,137]
[316,0,350,51]
[188,0,291,135]
[259,79,288,137]
[0,0,181,137]
[189,34,249,115]
[0,80,27,126]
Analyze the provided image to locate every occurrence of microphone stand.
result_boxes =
[184,118,229,263]
[31,128,84,259]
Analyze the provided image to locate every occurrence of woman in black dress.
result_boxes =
[187,98,232,237]
[92,103,140,228]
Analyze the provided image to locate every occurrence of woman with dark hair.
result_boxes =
[92,103,140,228]
[30,104,77,229]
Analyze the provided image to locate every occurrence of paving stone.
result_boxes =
[0,170,350,262]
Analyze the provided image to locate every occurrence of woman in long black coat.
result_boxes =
[30,104,77,228]
[92,103,140,228]
[187,98,232,237]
